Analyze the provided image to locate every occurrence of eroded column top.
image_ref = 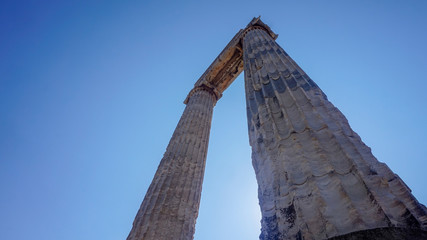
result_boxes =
[184,17,277,104]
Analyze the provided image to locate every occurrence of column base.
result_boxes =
[327,227,427,240]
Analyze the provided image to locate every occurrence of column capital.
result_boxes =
[184,84,221,104]
[242,16,278,40]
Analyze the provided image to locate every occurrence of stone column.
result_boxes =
[242,28,427,239]
[127,86,217,240]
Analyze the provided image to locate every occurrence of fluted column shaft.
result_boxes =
[242,28,427,240]
[127,87,216,240]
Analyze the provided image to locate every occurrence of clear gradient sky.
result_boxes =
[1,1,427,239]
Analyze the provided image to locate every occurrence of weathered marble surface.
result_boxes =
[327,227,427,240]
[242,27,427,240]
[127,87,216,240]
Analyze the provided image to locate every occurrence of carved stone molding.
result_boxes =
[184,84,220,105]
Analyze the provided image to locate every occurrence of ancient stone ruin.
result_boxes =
[127,18,427,240]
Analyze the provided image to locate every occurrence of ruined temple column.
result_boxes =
[127,86,217,240]
[242,27,427,239]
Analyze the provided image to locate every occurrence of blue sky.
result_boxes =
[1,1,427,239]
